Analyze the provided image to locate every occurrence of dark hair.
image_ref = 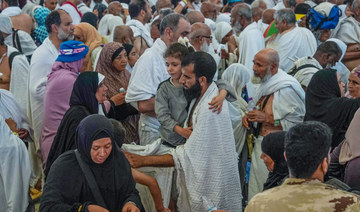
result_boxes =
[4,0,18,6]
[93,3,107,20]
[159,13,183,35]
[81,12,98,29]
[181,52,216,83]
[316,41,342,56]
[0,33,4,45]
[285,121,332,178]
[164,43,191,61]
[109,119,125,149]
[45,10,62,33]
[294,3,311,14]
[129,0,148,19]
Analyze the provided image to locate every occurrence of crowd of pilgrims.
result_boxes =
[1,0,360,210]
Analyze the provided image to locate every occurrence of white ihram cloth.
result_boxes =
[254,69,305,130]
[98,14,124,41]
[238,22,265,99]
[1,6,21,16]
[291,56,322,88]
[172,82,242,211]
[7,46,31,114]
[331,16,360,45]
[275,27,317,73]
[122,140,174,212]
[126,38,169,145]
[0,115,31,212]
[222,64,250,154]
[28,37,58,173]
[327,38,350,84]
[61,3,81,24]
[127,19,153,48]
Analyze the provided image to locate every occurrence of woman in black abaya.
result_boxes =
[40,114,143,212]
[305,69,360,149]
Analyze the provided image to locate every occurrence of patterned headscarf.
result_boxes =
[34,7,51,43]
[74,23,106,71]
[95,42,131,99]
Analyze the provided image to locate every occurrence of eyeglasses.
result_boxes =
[197,35,213,40]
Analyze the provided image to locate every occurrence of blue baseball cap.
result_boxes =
[56,40,89,62]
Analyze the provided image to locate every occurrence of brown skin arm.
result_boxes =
[131,169,170,212]
[343,44,360,60]
[137,97,157,117]
[124,152,175,168]
[227,35,237,54]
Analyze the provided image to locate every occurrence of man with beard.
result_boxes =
[125,52,242,211]
[28,9,74,188]
[125,13,191,145]
[242,48,305,200]
[127,0,153,55]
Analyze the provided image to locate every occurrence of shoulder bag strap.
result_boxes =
[74,150,107,208]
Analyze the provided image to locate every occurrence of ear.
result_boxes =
[165,27,173,39]
[321,157,329,174]
[198,76,207,86]
[283,152,287,161]
[51,24,59,34]
[140,9,146,18]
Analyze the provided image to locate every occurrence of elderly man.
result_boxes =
[127,0,153,55]
[126,52,242,211]
[97,2,125,41]
[113,25,135,44]
[251,0,267,22]
[245,121,360,211]
[242,48,305,200]
[28,10,73,187]
[289,40,342,90]
[270,8,317,72]
[125,14,191,145]
[201,1,219,21]
[331,0,360,70]
[189,23,212,52]
[0,0,33,34]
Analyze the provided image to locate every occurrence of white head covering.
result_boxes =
[222,63,251,97]
[214,21,232,44]
[327,38,350,84]
[0,14,13,34]
[216,13,231,24]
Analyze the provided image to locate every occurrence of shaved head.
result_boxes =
[113,25,134,44]
[185,11,205,24]
[262,9,275,24]
[190,23,211,40]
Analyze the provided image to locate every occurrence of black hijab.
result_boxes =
[76,114,137,210]
[304,69,360,149]
[262,131,288,190]
[70,72,100,114]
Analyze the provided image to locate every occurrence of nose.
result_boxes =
[99,148,106,157]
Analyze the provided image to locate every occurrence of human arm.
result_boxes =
[343,44,360,60]
[124,152,175,168]
[209,80,237,113]
[131,169,170,212]
[173,125,192,139]
[138,97,156,117]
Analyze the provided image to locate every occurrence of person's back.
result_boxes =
[246,121,360,212]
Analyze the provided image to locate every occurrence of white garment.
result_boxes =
[172,82,242,211]
[61,3,81,25]
[216,13,231,24]
[255,69,305,130]
[126,19,153,48]
[126,63,133,74]
[327,38,350,84]
[90,0,108,10]
[8,46,31,115]
[222,64,250,154]
[0,14,12,34]
[122,139,174,211]
[5,30,37,57]
[275,27,317,73]
[0,115,31,212]
[257,19,269,34]
[1,6,21,16]
[98,14,124,39]
[0,89,33,140]
[192,2,202,11]
[28,37,59,160]
[290,56,322,87]
[125,38,169,145]
[214,21,232,44]
[77,2,92,15]
[263,0,279,9]
[273,1,285,10]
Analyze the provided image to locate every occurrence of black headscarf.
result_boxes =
[123,44,134,57]
[93,3,107,20]
[70,72,100,114]
[262,131,288,190]
[304,69,360,149]
[81,12,98,29]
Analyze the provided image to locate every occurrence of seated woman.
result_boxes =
[346,66,360,99]
[96,42,139,144]
[40,114,144,212]
[74,22,107,71]
[260,131,288,191]
[305,69,360,149]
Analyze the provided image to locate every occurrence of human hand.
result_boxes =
[87,205,109,212]
[242,114,249,129]
[221,49,229,59]
[181,126,193,139]
[111,92,126,106]
[247,110,266,123]
[208,90,227,114]
[5,118,17,132]
[123,151,145,168]
[16,128,29,139]
[122,202,140,212]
